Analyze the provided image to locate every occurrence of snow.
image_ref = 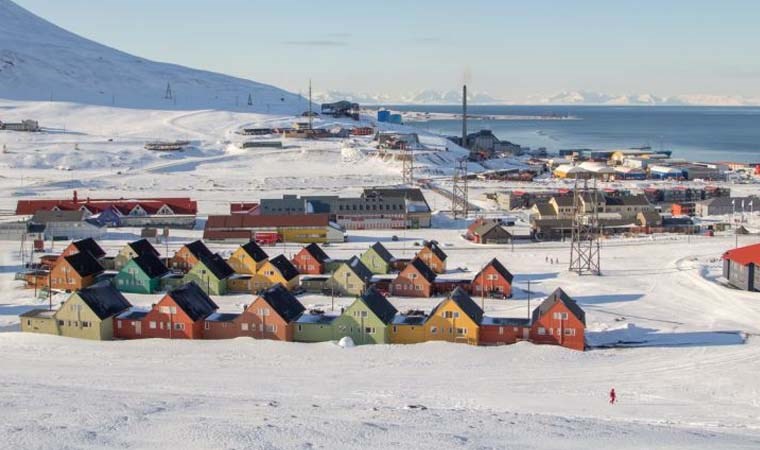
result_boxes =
[337,336,355,348]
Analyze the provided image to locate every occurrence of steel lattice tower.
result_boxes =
[452,159,469,219]
[569,175,602,275]
[401,146,414,185]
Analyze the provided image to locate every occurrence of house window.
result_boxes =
[204,322,210,330]
[564,328,576,336]
[174,323,185,331]
[498,326,504,335]
[414,284,422,291]
[159,306,177,315]
[365,327,375,334]
[409,273,417,279]
[258,308,270,316]
[149,321,157,329]
[392,326,397,333]
[26,319,31,326]
[82,321,91,328]
[430,326,437,334]
[297,325,302,332]
[537,327,546,335]
[58,320,64,326]
[360,311,368,318]
[487,274,498,281]
[553,312,569,320]
[456,327,467,335]
[242,323,249,331]
[265,324,277,333]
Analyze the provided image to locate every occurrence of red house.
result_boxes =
[239,284,306,341]
[138,282,219,340]
[390,258,436,297]
[479,317,531,346]
[529,288,586,351]
[292,243,331,275]
[114,309,150,339]
[471,258,514,299]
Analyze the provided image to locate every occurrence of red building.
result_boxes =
[529,288,586,351]
[239,284,305,341]
[479,317,531,346]
[230,202,260,215]
[416,240,447,274]
[60,238,106,261]
[16,191,197,216]
[292,243,331,275]
[471,258,514,299]
[138,282,219,340]
[50,251,104,292]
[390,258,436,297]
[114,309,150,339]
[202,313,243,339]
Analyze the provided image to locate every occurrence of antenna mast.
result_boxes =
[308,79,313,131]
[569,175,602,275]
[164,82,173,100]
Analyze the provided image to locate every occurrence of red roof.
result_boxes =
[722,243,760,266]
[230,202,260,214]
[16,193,197,215]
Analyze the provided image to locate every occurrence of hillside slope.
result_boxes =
[0,0,300,112]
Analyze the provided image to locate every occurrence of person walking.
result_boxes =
[609,388,616,405]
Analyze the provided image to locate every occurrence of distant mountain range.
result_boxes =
[316,89,760,107]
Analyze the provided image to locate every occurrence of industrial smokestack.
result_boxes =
[461,85,468,149]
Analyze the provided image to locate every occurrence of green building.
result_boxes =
[114,253,169,294]
[325,256,373,296]
[331,287,398,345]
[360,242,395,274]
[184,253,234,295]
[294,312,338,342]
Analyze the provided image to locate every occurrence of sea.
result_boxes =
[392,105,760,163]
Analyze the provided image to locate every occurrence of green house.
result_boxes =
[294,312,339,343]
[331,287,398,345]
[325,256,373,296]
[360,242,395,274]
[114,253,169,294]
[184,253,234,295]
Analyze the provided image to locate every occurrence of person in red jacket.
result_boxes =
[609,388,616,405]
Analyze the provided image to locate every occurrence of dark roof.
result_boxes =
[476,258,514,283]
[72,238,106,259]
[269,255,300,281]
[553,196,575,207]
[128,239,159,258]
[532,288,586,325]
[168,282,219,321]
[199,253,234,280]
[408,258,436,283]
[64,251,104,277]
[76,282,131,320]
[184,240,213,260]
[359,287,398,324]
[345,256,373,282]
[303,243,330,264]
[131,253,169,279]
[205,312,241,322]
[259,284,306,322]
[446,287,484,324]
[423,240,447,261]
[369,242,394,263]
[241,241,268,262]
[116,309,149,320]
[481,316,531,326]
[604,194,650,206]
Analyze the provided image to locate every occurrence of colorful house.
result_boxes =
[114,253,169,294]
[294,311,339,342]
[479,316,531,346]
[184,253,234,295]
[201,312,243,340]
[137,282,219,339]
[60,237,106,261]
[390,258,436,297]
[722,242,760,292]
[292,243,330,275]
[326,256,373,296]
[332,287,398,345]
[252,255,300,292]
[234,284,306,341]
[170,240,213,273]
[530,288,586,351]
[360,242,395,274]
[113,309,150,339]
[424,287,482,345]
[228,241,269,274]
[50,251,104,292]
[389,311,428,344]
[471,258,514,299]
[416,241,447,274]
[19,309,59,336]
[114,239,160,270]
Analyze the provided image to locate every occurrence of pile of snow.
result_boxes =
[337,336,355,348]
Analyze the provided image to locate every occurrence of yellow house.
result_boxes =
[228,241,269,274]
[114,239,160,270]
[424,287,482,345]
[389,313,428,344]
[19,309,59,335]
[252,255,299,292]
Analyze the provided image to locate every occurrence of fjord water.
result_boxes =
[396,105,760,163]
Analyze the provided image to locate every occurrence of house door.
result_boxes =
[522,328,529,340]
[135,321,142,336]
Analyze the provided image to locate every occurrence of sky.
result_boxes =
[13,0,760,101]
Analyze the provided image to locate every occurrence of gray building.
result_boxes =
[30,210,107,240]
[695,196,759,217]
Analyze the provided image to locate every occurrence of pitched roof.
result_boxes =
[552,196,575,207]
[722,242,760,266]
[345,256,373,282]
[71,238,106,259]
[258,284,306,322]
[199,253,234,280]
[475,258,514,283]
[131,253,170,279]
[407,258,437,283]
[128,239,159,258]
[63,251,104,277]
[16,197,197,215]
[241,241,268,262]
[368,242,394,263]
[604,194,650,206]
[422,240,447,261]
[75,282,131,320]
[532,288,586,325]
[303,243,330,264]
[269,255,300,281]
[184,240,213,260]
[31,210,88,223]
[432,287,483,324]
[359,287,398,324]
[167,282,219,321]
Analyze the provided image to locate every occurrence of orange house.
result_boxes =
[390,258,436,297]
[530,288,586,351]
[471,258,514,299]
[236,284,305,341]
[140,282,219,340]
[170,240,213,273]
[292,243,330,275]
[416,241,447,274]
[50,252,104,292]
[60,238,106,261]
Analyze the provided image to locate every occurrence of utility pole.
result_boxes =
[569,175,601,275]
[526,280,532,321]
[308,79,314,131]
[402,146,414,186]
[164,82,173,100]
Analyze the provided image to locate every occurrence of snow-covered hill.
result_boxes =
[315,89,504,105]
[0,0,300,111]
[534,90,760,106]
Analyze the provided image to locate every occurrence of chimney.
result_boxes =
[73,190,78,203]
[462,85,467,149]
